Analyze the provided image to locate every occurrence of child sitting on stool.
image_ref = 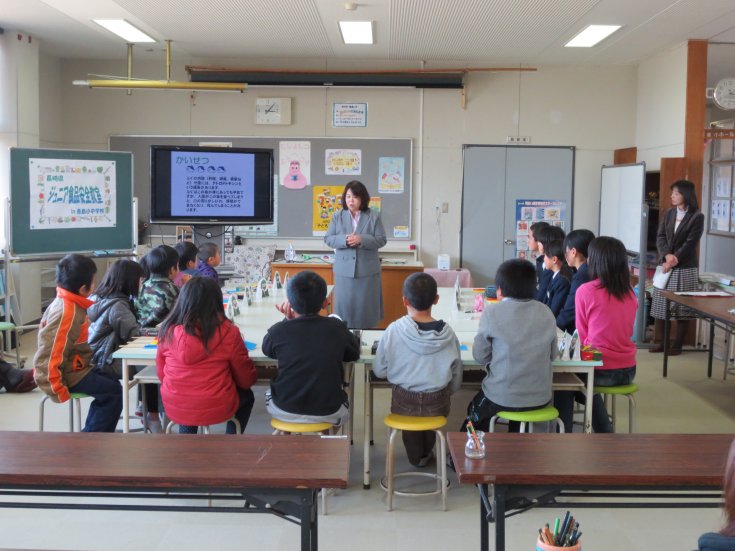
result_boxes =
[373,272,462,467]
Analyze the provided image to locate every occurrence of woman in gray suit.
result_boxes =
[325,181,387,329]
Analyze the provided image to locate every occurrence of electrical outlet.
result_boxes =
[441,202,449,213]
[506,136,531,144]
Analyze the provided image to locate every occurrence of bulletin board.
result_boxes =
[109,135,412,239]
[9,148,134,256]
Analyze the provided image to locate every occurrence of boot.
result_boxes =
[668,320,690,356]
[649,319,665,353]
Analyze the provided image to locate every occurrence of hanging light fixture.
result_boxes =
[73,40,246,92]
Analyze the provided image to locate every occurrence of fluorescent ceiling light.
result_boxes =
[339,21,373,44]
[93,19,155,43]
[565,25,621,47]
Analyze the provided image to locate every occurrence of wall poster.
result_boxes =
[515,199,567,261]
[29,158,116,229]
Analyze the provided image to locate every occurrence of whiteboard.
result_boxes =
[599,163,646,254]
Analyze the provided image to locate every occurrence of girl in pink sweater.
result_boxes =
[555,236,637,432]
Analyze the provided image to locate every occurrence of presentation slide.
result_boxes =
[170,151,255,217]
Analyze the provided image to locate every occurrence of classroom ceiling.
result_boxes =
[3,0,735,85]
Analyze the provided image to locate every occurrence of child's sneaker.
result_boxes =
[147,418,163,434]
[135,402,143,417]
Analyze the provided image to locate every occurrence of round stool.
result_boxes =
[165,417,242,435]
[270,419,333,435]
[489,406,564,433]
[381,413,448,512]
[38,392,89,432]
[270,418,337,515]
[594,383,639,433]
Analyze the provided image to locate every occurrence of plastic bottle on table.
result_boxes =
[285,241,296,262]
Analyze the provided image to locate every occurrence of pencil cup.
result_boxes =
[536,537,581,551]
[465,430,485,459]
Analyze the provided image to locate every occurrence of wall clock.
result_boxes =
[713,78,735,110]
[255,97,292,125]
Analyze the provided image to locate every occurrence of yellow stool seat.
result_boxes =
[594,383,639,433]
[490,406,564,433]
[593,383,638,395]
[384,413,447,432]
[270,419,333,434]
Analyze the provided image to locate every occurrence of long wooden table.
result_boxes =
[0,431,350,551]
[447,432,730,551]
[661,290,735,377]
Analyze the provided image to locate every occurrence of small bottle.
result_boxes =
[285,241,296,262]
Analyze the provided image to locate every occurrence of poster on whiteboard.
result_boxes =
[29,158,116,229]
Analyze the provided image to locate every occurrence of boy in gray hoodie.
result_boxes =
[373,272,462,467]
[462,258,557,433]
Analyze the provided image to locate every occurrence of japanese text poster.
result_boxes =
[279,141,311,189]
[29,158,116,229]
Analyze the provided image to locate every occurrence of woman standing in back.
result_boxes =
[324,180,387,329]
[650,180,705,355]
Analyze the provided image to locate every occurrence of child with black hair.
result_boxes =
[541,239,572,317]
[555,236,637,433]
[373,272,462,467]
[263,271,360,426]
[33,254,123,432]
[529,221,550,281]
[556,229,596,333]
[136,245,180,327]
[461,258,557,433]
[196,242,221,281]
[88,259,142,378]
[135,245,179,431]
[534,225,566,302]
[173,240,198,287]
[157,277,256,434]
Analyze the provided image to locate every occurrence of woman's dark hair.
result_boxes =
[671,179,698,211]
[174,240,199,270]
[587,236,632,301]
[158,277,225,351]
[342,180,370,212]
[720,439,735,536]
[95,259,143,299]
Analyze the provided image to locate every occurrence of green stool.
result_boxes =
[489,406,564,433]
[38,392,90,432]
[0,321,21,367]
[594,383,638,433]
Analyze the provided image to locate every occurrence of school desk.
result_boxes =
[0,431,349,551]
[660,290,735,378]
[447,432,728,551]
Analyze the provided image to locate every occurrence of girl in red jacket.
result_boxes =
[156,277,256,434]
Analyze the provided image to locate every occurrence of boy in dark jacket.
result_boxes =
[262,271,360,426]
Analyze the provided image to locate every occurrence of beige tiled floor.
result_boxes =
[0,330,734,550]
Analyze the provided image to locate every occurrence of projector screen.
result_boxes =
[150,145,274,225]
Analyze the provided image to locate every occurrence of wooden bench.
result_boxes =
[0,431,350,551]
[447,432,730,551]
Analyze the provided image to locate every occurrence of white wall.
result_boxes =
[635,43,687,171]
[46,57,638,267]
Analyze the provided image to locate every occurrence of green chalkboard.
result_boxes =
[9,148,134,256]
